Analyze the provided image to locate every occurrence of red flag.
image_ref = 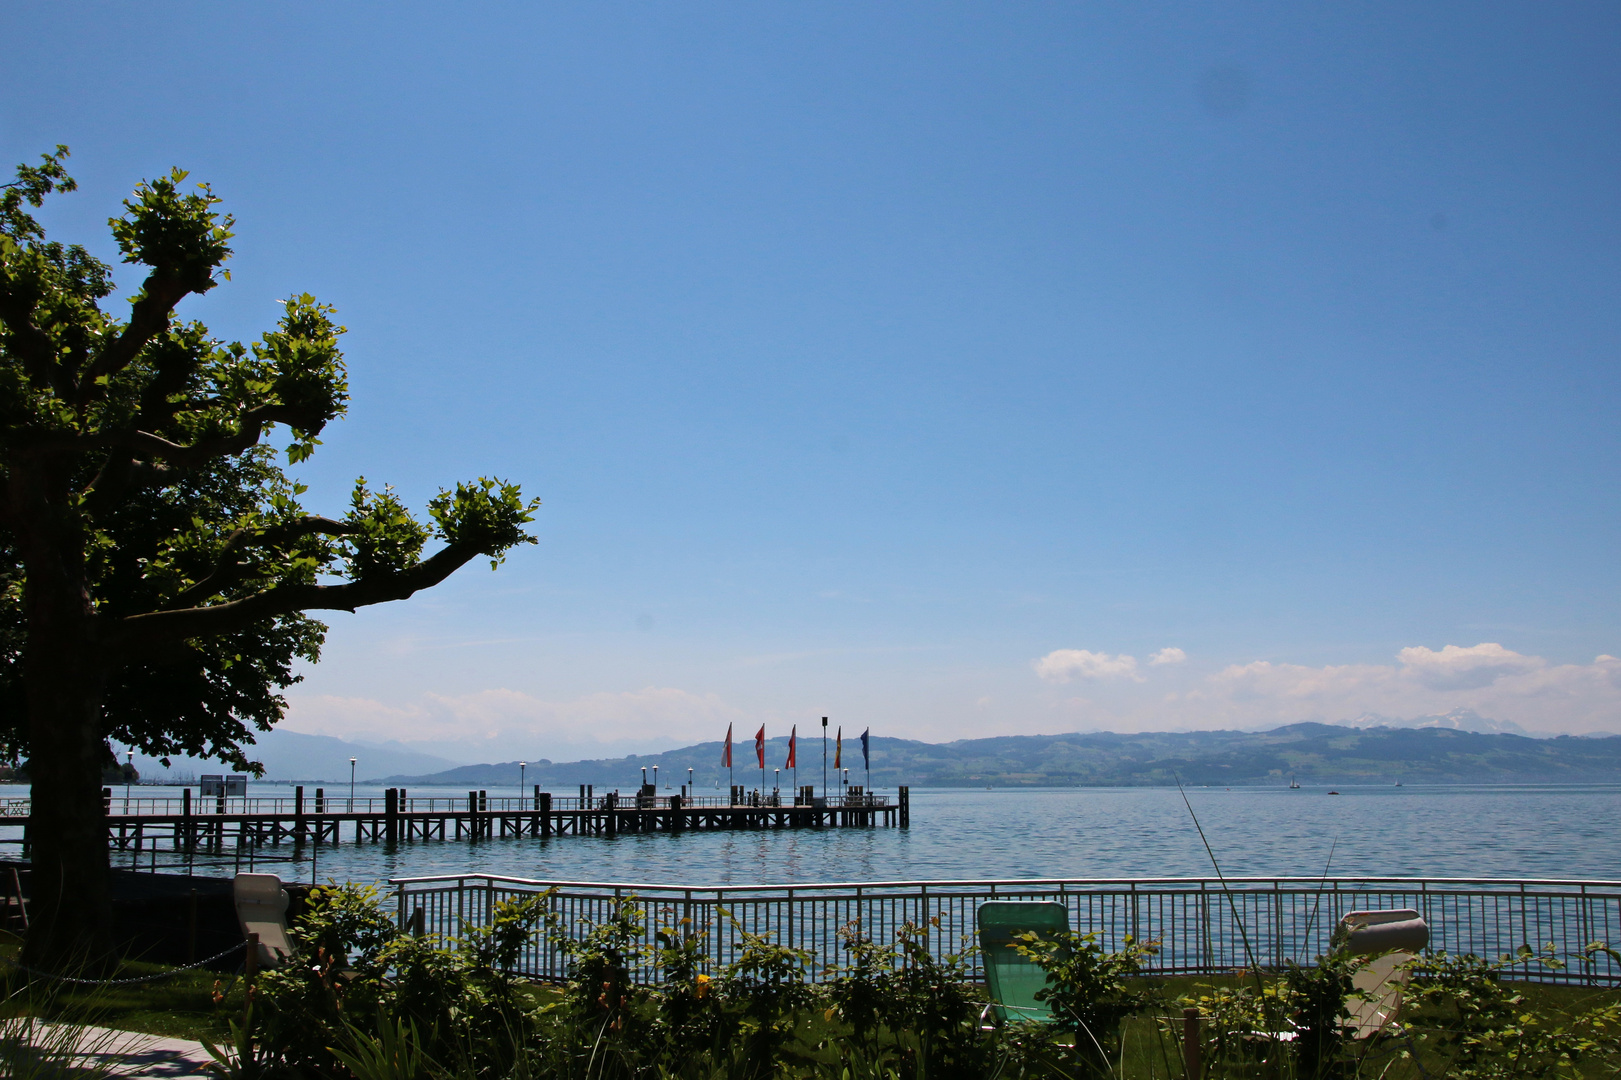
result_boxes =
[754,725,766,769]
[722,723,732,768]
[786,725,797,769]
[835,726,842,769]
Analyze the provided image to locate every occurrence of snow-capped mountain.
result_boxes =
[1340,707,1531,737]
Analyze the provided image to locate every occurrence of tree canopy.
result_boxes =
[0,146,539,965]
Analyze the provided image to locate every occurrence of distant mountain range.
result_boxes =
[1337,706,1530,736]
[378,723,1621,790]
[134,729,461,784]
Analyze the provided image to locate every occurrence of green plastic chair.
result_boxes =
[977,900,1071,1025]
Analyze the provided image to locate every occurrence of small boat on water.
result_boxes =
[1328,790,1341,795]
[1289,775,1301,789]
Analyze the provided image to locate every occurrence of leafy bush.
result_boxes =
[1014,928,1157,1077]
[1403,945,1621,1080]
[218,884,1621,1080]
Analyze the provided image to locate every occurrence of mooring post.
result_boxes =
[468,790,478,841]
[293,785,303,842]
[539,791,552,836]
[899,785,909,828]
[606,791,618,836]
[385,787,398,841]
[244,932,260,1027]
[1183,1007,1202,1078]
[671,793,684,832]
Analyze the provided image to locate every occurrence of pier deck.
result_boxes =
[3,787,911,854]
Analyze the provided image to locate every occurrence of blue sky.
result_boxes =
[5,3,1619,762]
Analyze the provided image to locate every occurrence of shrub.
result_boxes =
[1014,929,1157,1077]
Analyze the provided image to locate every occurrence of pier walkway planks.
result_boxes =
[6,788,911,854]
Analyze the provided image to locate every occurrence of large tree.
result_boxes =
[0,148,539,967]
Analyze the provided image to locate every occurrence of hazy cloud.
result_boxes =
[285,686,747,758]
[1396,642,1542,690]
[1034,649,1144,683]
[1190,644,1621,734]
[1149,647,1187,666]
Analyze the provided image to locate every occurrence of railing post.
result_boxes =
[1273,880,1282,967]
[1182,1007,1202,1078]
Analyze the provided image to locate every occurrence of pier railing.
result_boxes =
[388,874,1621,986]
[10,792,890,817]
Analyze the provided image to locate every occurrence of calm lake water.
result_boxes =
[9,782,1614,887]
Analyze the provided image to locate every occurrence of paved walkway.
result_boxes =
[23,1022,216,1078]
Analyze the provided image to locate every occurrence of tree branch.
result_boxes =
[79,458,182,516]
[74,274,189,402]
[123,402,303,466]
[111,543,484,659]
[0,297,60,389]
[164,515,355,609]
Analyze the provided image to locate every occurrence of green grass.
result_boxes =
[0,930,239,1042]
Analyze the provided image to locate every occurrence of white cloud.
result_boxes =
[1187,645,1621,734]
[1149,647,1187,666]
[1034,649,1143,683]
[1396,642,1543,690]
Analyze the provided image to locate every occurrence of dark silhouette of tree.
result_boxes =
[0,148,538,967]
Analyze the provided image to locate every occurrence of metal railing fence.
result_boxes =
[389,874,1621,987]
[6,792,892,817]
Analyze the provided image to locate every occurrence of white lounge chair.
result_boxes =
[1338,908,1429,1040]
[233,872,294,969]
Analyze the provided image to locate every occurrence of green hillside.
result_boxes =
[380,724,1621,790]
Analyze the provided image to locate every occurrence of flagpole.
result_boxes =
[821,716,827,797]
[863,727,870,792]
[724,723,733,803]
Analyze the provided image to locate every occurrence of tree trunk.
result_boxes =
[20,625,114,970]
[12,464,115,970]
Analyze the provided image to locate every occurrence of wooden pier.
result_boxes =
[8,785,910,856]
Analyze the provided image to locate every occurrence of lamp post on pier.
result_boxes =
[349,757,356,812]
[124,749,134,812]
[652,765,658,790]
[519,762,527,808]
[821,717,828,798]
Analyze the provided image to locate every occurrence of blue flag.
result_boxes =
[860,728,870,770]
